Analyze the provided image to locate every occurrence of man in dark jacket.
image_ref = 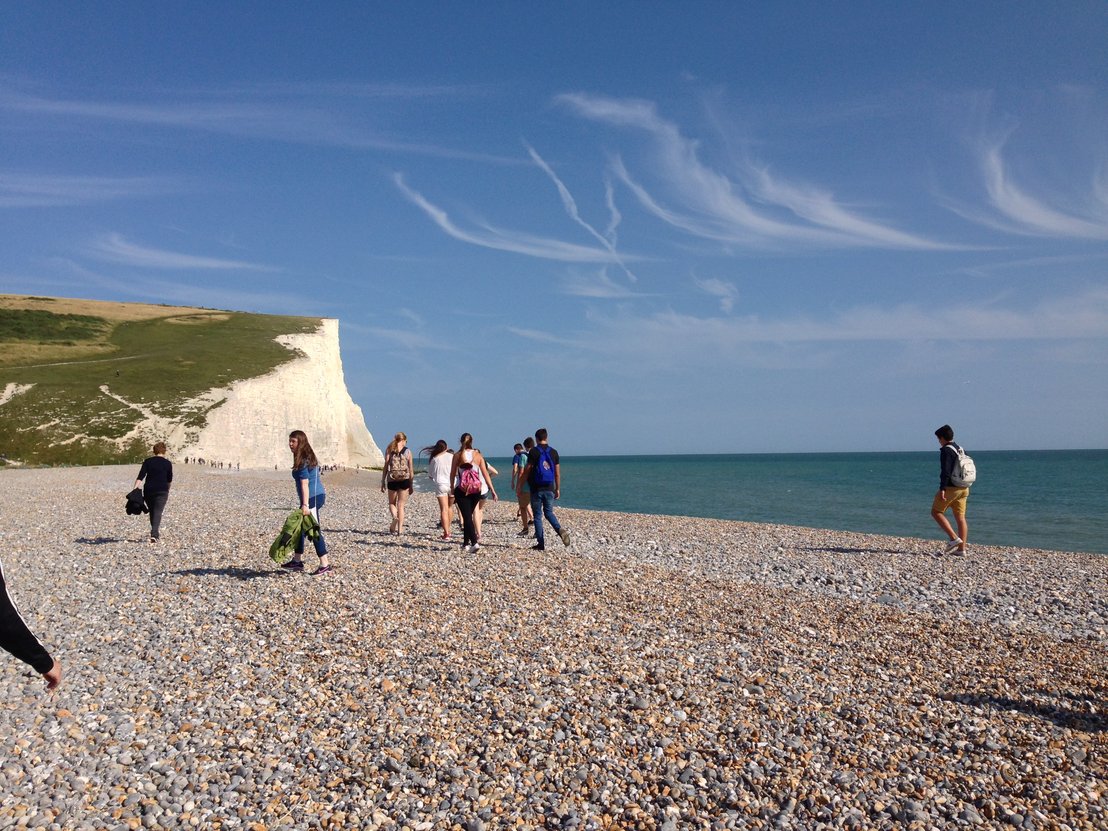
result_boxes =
[931,424,969,555]
[518,427,571,552]
[0,558,60,689]
[134,441,173,542]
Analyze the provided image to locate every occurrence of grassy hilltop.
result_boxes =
[0,295,320,466]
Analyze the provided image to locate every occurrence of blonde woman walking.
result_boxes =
[381,432,414,534]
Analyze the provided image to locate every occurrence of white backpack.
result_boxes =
[949,444,977,488]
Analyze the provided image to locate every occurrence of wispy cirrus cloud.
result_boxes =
[693,277,739,313]
[967,136,1108,240]
[583,287,1108,360]
[41,257,302,312]
[363,327,448,351]
[393,173,635,263]
[557,92,950,250]
[524,142,637,281]
[504,288,1108,384]
[0,82,516,164]
[0,172,179,208]
[744,166,947,249]
[85,233,278,271]
[561,269,652,299]
[506,326,581,347]
[954,250,1108,278]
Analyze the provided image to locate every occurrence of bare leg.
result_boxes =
[388,490,400,532]
[395,489,410,534]
[517,492,532,530]
[436,495,451,537]
[932,507,958,540]
[955,514,968,550]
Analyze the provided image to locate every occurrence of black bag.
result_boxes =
[125,488,148,515]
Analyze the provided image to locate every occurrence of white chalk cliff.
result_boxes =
[173,319,382,469]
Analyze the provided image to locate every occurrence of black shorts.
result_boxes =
[386,478,412,491]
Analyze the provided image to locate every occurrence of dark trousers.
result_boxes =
[146,491,169,540]
[453,488,481,546]
[295,494,328,558]
[530,489,561,546]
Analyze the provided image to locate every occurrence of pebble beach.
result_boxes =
[1,465,1104,831]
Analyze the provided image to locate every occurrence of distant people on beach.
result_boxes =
[422,439,455,542]
[519,428,570,551]
[931,424,971,556]
[282,430,332,576]
[0,558,61,689]
[450,433,498,553]
[382,432,415,535]
[512,438,535,537]
[184,458,334,471]
[134,441,172,544]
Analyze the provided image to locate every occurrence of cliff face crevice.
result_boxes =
[172,319,383,469]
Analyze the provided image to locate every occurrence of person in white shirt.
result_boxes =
[422,439,455,541]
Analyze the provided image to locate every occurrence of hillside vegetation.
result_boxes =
[0,296,319,466]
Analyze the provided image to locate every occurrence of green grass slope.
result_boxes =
[0,296,320,466]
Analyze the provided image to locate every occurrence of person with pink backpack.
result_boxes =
[449,432,498,553]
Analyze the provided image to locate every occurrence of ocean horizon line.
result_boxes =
[487,447,1108,460]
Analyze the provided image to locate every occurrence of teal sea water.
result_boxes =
[478,450,1108,555]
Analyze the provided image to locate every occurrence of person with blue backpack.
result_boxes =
[518,428,570,552]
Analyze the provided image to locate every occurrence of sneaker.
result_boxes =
[471,543,481,553]
[559,528,571,547]
[943,538,963,555]
[516,528,530,537]
[310,564,333,576]
[149,537,158,544]
[531,542,545,551]
[281,560,305,571]
[462,544,473,553]
[950,546,966,556]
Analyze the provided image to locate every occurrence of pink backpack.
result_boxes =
[459,465,482,495]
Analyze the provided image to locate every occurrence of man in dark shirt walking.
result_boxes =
[134,441,173,543]
[518,428,570,552]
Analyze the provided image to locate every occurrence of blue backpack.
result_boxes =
[533,446,556,487]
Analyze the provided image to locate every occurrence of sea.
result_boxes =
[470,450,1108,555]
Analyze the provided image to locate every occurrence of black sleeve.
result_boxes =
[167,460,173,485]
[0,560,54,674]
[136,459,149,482]
[939,445,956,489]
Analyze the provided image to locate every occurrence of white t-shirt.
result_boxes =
[427,452,453,495]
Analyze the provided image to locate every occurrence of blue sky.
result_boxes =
[2,2,1107,454]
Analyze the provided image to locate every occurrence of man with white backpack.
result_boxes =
[931,424,975,556]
